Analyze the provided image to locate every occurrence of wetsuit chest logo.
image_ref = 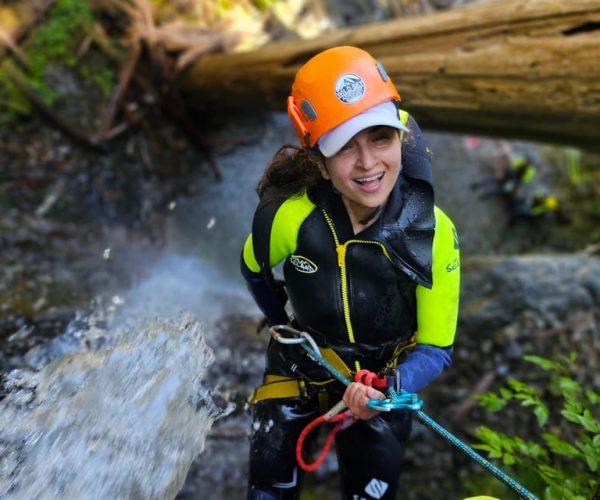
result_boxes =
[290,255,318,274]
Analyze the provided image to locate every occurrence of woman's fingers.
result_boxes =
[342,382,386,420]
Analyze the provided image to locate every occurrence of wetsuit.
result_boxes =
[241,117,460,500]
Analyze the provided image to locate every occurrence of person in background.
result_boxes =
[471,150,537,199]
[240,46,460,499]
[507,185,561,226]
[470,145,565,228]
[507,153,537,190]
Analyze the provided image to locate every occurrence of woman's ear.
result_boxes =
[318,161,330,180]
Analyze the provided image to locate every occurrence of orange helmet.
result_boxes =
[287,46,401,151]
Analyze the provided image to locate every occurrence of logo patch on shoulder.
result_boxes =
[335,73,366,104]
[290,255,318,274]
[446,257,460,272]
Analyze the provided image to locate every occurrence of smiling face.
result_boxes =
[320,126,402,232]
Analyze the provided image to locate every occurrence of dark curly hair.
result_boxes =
[257,145,327,202]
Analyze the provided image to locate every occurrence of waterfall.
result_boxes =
[0,114,292,499]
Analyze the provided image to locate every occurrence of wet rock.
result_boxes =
[460,254,600,336]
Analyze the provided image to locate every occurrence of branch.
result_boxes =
[2,60,104,151]
[97,40,142,138]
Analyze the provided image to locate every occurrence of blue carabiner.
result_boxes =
[367,398,395,412]
[367,391,424,412]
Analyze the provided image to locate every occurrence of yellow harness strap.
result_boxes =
[248,374,308,405]
[249,337,417,405]
[319,346,354,379]
[248,347,352,404]
[387,336,417,369]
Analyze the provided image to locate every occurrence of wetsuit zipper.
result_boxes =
[322,209,392,373]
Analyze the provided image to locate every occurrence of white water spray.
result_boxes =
[0,253,256,499]
[0,115,290,499]
[0,313,220,499]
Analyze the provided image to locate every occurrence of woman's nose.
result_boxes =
[356,145,377,170]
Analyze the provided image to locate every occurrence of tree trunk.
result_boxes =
[178,0,600,151]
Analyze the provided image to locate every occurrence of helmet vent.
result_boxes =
[376,61,389,82]
[300,100,317,121]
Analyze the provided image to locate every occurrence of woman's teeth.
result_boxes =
[355,173,384,184]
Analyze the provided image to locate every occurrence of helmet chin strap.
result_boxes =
[330,183,386,226]
[359,203,385,225]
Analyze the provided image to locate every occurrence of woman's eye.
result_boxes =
[373,132,393,144]
[337,141,354,153]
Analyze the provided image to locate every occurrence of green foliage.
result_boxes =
[79,61,115,98]
[251,0,276,10]
[1,0,115,127]
[474,354,600,499]
[26,0,95,103]
[0,70,32,126]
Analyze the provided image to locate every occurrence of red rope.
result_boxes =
[296,410,354,472]
[296,370,386,472]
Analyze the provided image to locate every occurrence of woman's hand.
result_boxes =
[342,382,386,420]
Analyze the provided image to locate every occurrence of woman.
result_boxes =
[241,46,460,499]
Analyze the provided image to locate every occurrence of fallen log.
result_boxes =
[178,0,600,151]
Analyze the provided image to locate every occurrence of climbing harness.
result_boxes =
[270,324,539,500]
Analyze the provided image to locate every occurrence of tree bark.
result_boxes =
[178,0,600,151]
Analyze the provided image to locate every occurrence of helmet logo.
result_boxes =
[335,73,366,104]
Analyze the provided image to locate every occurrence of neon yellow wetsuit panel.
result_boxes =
[416,206,460,347]
[243,191,316,272]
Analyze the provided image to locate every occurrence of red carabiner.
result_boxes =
[354,369,387,389]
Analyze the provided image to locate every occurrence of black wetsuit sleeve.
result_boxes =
[240,253,289,326]
[240,197,291,326]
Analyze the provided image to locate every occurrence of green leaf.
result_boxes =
[537,463,562,480]
[508,378,535,393]
[534,404,549,427]
[585,452,598,472]
[576,439,600,472]
[478,392,507,412]
[561,410,582,426]
[563,398,584,416]
[524,355,558,371]
[585,389,600,405]
[516,439,548,460]
[561,407,600,434]
[557,376,582,395]
[542,433,582,458]
[580,410,600,433]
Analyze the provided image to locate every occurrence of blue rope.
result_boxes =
[283,330,539,500]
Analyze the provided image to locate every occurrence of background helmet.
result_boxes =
[287,46,401,150]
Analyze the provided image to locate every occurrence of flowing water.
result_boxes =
[0,114,289,499]
[0,252,255,499]
[1,313,218,499]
